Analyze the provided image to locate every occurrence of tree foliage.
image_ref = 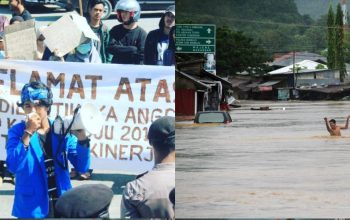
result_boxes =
[334,3,346,82]
[177,0,327,54]
[327,5,336,69]
[175,26,272,76]
[215,26,272,76]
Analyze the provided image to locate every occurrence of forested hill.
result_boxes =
[177,0,306,25]
[295,0,349,20]
[177,0,327,54]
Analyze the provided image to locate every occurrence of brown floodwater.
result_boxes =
[176,100,350,218]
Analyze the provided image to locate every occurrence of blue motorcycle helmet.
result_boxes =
[115,0,141,25]
[17,81,53,113]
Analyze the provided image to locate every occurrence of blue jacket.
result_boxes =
[6,120,90,218]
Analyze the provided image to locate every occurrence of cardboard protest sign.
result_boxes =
[4,19,37,60]
[42,13,99,57]
[0,60,175,174]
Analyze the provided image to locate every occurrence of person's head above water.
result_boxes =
[329,119,336,129]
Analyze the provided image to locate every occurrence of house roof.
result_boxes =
[268,60,327,75]
[258,80,281,87]
[228,77,251,87]
[271,52,327,67]
[298,85,350,94]
[200,70,233,88]
[176,70,211,89]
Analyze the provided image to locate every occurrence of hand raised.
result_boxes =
[25,112,41,132]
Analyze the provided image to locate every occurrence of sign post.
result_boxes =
[176,24,216,53]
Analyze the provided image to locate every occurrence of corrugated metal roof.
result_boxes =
[258,81,281,87]
[269,60,327,75]
[176,70,211,89]
[270,52,327,67]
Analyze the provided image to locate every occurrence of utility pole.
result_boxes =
[293,51,296,88]
[341,0,348,26]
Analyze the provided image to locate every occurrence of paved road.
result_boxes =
[0,169,136,218]
[0,4,159,218]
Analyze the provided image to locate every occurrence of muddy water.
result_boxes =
[176,101,350,218]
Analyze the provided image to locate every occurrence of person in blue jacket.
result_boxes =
[6,81,90,218]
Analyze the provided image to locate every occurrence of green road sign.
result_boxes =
[176,24,216,53]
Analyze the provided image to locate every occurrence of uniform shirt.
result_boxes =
[121,163,175,218]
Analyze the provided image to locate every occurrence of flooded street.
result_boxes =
[176,101,350,218]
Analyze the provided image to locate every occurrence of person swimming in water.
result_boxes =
[324,116,350,136]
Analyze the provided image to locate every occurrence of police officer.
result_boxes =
[55,184,113,218]
[120,116,175,218]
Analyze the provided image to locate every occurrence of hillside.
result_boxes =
[177,0,326,54]
[295,0,348,20]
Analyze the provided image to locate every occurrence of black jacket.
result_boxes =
[144,29,165,65]
[144,14,170,65]
[107,25,147,64]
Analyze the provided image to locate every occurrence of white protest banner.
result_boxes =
[0,60,175,174]
[4,19,37,60]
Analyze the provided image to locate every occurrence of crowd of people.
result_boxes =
[0,0,176,218]
[0,0,176,66]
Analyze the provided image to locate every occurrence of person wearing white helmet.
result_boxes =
[107,0,147,64]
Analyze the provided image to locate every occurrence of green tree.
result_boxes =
[335,3,347,82]
[215,26,272,76]
[327,5,336,69]
[177,0,327,55]
[316,63,327,69]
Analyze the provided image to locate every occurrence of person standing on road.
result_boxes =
[87,0,112,63]
[144,5,175,66]
[6,81,91,218]
[107,0,147,64]
[121,116,175,218]
[9,0,33,21]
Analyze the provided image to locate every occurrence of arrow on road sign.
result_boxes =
[206,40,212,44]
[207,28,212,34]
[177,46,183,51]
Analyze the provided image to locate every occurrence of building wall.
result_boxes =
[297,70,340,86]
[175,89,196,116]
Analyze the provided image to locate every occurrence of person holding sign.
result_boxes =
[108,0,147,64]
[48,39,102,63]
[6,81,90,218]
[121,116,175,218]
